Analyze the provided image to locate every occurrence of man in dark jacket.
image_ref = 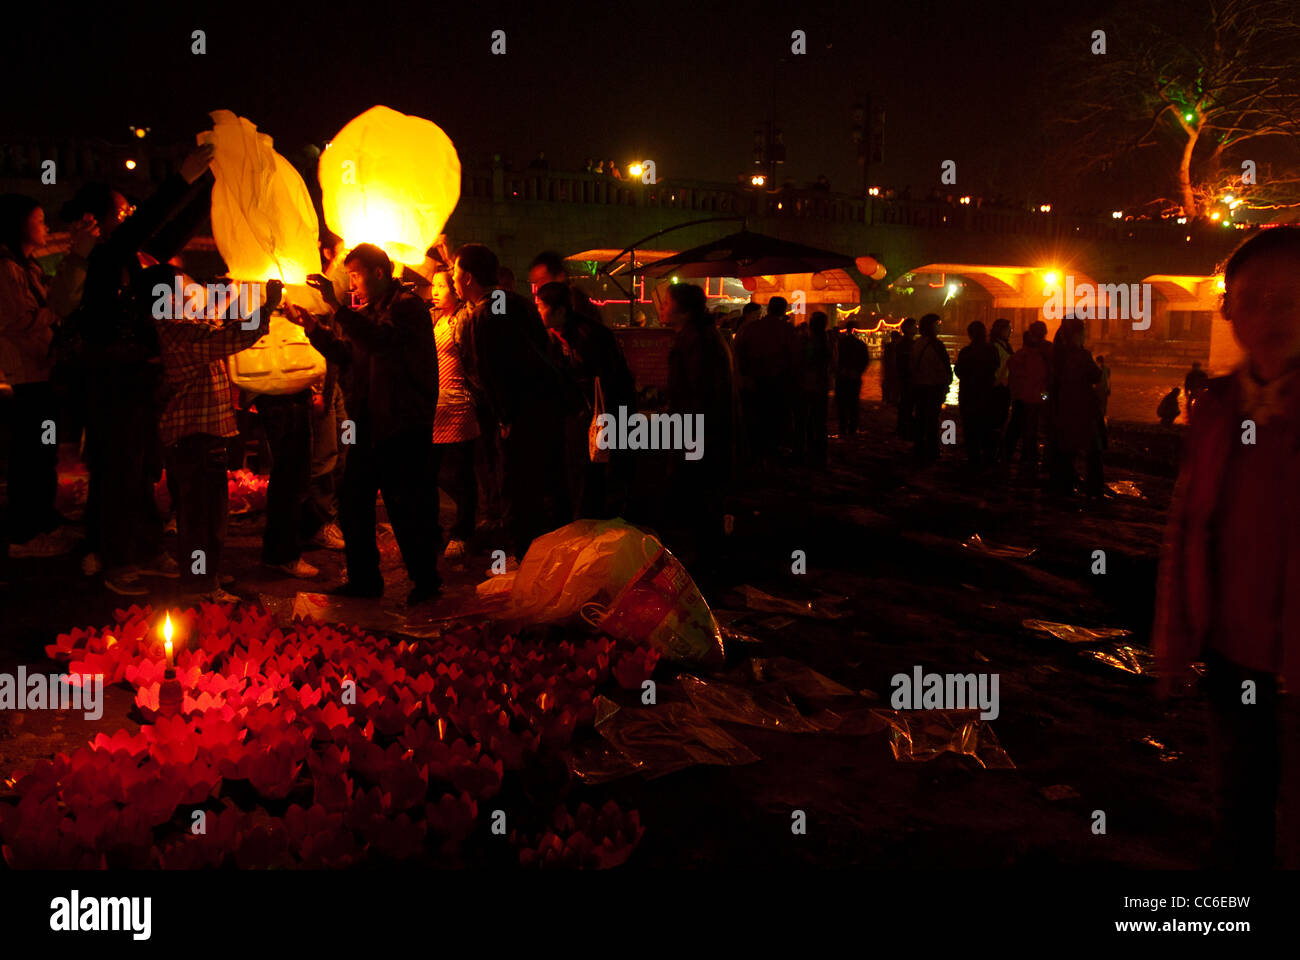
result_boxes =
[301,243,440,604]
[665,281,736,576]
[955,321,1000,467]
[455,243,571,558]
[834,321,870,437]
[57,146,217,594]
[895,316,918,438]
[733,296,799,461]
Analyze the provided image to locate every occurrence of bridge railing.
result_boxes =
[469,166,1222,246]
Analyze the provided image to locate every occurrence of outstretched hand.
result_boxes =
[264,279,284,312]
[180,143,216,184]
[69,215,99,257]
[306,273,340,310]
[284,302,318,334]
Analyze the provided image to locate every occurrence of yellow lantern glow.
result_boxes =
[318,105,461,267]
[201,110,324,310]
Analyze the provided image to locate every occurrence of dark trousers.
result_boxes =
[3,382,60,544]
[340,426,439,590]
[896,380,915,439]
[835,376,861,437]
[1005,400,1044,466]
[960,389,1001,467]
[85,401,163,569]
[475,406,506,530]
[1205,651,1300,869]
[501,414,569,558]
[432,438,478,542]
[989,385,1011,459]
[165,433,229,592]
[304,384,346,537]
[911,384,945,463]
[743,376,789,460]
[258,391,312,565]
[805,389,828,467]
[1048,443,1104,496]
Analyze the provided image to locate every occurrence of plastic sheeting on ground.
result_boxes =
[475,519,724,663]
[871,709,1016,769]
[1022,619,1133,644]
[568,697,759,784]
[256,589,498,641]
[1107,480,1145,498]
[1079,643,1155,676]
[962,534,1037,559]
[734,585,851,620]
[678,674,886,737]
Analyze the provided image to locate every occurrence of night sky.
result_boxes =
[11,0,1113,197]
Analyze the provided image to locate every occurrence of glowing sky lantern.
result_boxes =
[318,105,461,266]
[201,110,323,307]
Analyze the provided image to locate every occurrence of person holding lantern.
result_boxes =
[149,267,282,602]
[56,145,218,594]
[301,243,441,606]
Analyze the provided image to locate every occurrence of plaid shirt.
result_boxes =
[154,313,265,445]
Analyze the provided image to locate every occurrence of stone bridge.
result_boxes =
[447,166,1246,368]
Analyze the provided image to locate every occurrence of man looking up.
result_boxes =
[299,243,440,605]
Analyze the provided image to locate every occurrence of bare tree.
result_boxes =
[1058,0,1300,220]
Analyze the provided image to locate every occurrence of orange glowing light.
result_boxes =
[124,159,137,170]
[319,105,461,266]
[162,612,174,667]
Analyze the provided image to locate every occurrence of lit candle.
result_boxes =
[162,612,174,670]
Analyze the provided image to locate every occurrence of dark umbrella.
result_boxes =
[633,229,858,279]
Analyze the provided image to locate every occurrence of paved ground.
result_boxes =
[0,398,1211,868]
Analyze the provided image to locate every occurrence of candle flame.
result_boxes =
[162,612,174,644]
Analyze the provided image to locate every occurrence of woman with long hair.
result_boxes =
[428,261,479,560]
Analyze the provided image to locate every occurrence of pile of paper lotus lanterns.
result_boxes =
[1,602,656,868]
